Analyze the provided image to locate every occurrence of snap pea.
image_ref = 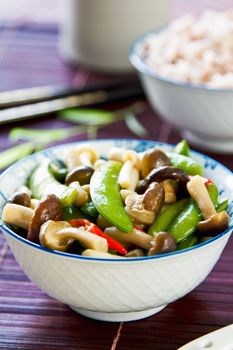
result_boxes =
[29,159,77,206]
[90,160,133,233]
[62,205,91,221]
[81,201,98,218]
[148,198,189,236]
[177,235,198,251]
[168,183,218,242]
[169,198,201,242]
[166,152,202,176]
[207,182,219,207]
[174,139,190,157]
[216,199,228,213]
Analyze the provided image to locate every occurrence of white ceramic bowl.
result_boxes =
[129,31,233,153]
[0,140,232,322]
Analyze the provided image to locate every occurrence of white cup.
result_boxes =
[59,0,171,72]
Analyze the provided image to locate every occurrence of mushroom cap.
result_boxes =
[125,182,164,225]
[138,166,189,193]
[28,194,62,243]
[197,211,229,236]
[39,220,72,251]
[140,149,171,178]
[148,232,177,256]
[125,249,145,257]
[65,165,94,186]
[9,191,31,208]
[142,182,164,212]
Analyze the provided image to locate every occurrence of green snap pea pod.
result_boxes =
[168,184,218,242]
[29,159,77,206]
[48,159,68,183]
[177,234,198,251]
[169,199,201,242]
[174,139,190,157]
[166,152,202,176]
[90,160,133,233]
[207,182,218,207]
[62,205,91,221]
[148,198,189,236]
[216,199,228,213]
[81,201,98,218]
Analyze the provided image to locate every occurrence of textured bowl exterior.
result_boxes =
[0,140,232,318]
[129,33,233,152]
[2,228,231,313]
[140,74,233,139]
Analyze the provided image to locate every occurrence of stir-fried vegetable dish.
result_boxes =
[2,140,229,258]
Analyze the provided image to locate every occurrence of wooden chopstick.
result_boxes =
[0,79,139,108]
[0,82,144,124]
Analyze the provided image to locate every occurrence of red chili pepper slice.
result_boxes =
[188,175,213,185]
[134,226,145,232]
[202,177,214,185]
[68,219,128,255]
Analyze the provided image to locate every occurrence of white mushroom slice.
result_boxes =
[39,220,72,250]
[123,150,141,170]
[30,198,40,210]
[2,203,34,231]
[162,180,177,204]
[39,221,108,252]
[187,175,216,219]
[127,168,140,191]
[66,144,98,170]
[82,249,124,259]
[69,181,88,206]
[59,227,108,252]
[118,160,139,190]
[105,227,152,249]
[187,175,229,235]
[108,147,126,162]
[82,184,90,197]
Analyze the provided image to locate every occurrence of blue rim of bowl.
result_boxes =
[0,138,232,262]
[129,26,233,94]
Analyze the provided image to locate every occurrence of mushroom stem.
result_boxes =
[79,152,93,168]
[162,180,177,204]
[105,227,152,249]
[118,160,139,191]
[187,175,229,235]
[187,175,216,219]
[57,227,108,252]
[39,221,108,252]
[108,147,126,162]
[82,249,124,259]
[123,150,141,170]
[69,181,89,206]
[66,144,98,170]
[2,203,33,231]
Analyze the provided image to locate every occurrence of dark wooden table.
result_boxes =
[0,24,232,350]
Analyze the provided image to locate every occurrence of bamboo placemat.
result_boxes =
[0,24,232,350]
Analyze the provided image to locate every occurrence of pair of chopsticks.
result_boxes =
[0,80,144,125]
